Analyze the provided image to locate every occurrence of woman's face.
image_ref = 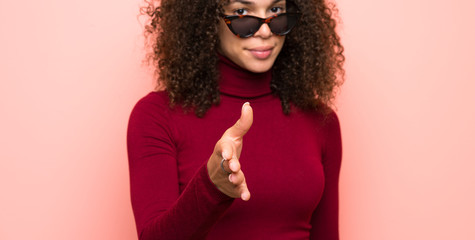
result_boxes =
[218,0,287,73]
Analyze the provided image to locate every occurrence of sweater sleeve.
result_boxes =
[309,111,342,240]
[127,94,234,240]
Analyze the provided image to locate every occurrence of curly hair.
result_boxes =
[141,0,345,117]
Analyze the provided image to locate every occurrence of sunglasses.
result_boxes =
[221,12,301,38]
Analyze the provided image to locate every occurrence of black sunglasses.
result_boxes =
[221,12,301,38]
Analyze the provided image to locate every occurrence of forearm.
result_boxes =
[134,164,234,240]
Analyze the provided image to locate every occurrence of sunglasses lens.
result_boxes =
[269,14,299,35]
[226,13,300,38]
[230,17,261,37]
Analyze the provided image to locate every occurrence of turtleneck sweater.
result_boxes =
[127,55,342,240]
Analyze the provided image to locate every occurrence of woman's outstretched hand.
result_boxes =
[207,102,253,201]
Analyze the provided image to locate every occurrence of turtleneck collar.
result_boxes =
[218,53,272,98]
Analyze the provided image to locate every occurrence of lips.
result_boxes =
[248,46,274,59]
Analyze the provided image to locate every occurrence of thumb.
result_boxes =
[225,102,253,139]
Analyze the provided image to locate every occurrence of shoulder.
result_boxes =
[314,107,341,140]
[132,91,169,112]
[298,106,342,156]
[129,91,170,118]
[298,105,341,132]
[322,109,341,132]
[128,91,174,130]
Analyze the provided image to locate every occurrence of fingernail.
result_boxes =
[228,174,233,183]
[242,102,250,109]
[229,161,236,171]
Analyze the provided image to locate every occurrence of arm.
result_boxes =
[127,97,233,240]
[309,111,342,240]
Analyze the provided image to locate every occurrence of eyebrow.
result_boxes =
[230,0,284,5]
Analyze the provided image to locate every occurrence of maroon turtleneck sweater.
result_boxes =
[127,55,342,240]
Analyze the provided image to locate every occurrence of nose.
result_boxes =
[253,22,273,38]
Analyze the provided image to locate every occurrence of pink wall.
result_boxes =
[1,0,474,239]
[337,0,475,239]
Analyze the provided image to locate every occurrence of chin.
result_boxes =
[241,58,276,73]
[246,64,273,73]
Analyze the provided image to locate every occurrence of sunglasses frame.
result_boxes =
[221,12,302,38]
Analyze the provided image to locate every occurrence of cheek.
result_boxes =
[217,23,226,51]
[274,37,286,55]
[218,22,241,56]
[218,22,232,52]
[279,36,286,47]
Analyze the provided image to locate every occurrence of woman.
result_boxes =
[127,0,345,239]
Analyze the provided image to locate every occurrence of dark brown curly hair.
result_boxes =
[141,0,345,117]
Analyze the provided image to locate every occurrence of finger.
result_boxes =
[229,171,250,201]
[224,102,253,139]
[240,182,251,201]
[227,157,241,173]
[216,141,234,174]
[216,139,234,160]
[228,169,245,185]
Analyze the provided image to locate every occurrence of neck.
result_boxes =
[218,54,272,98]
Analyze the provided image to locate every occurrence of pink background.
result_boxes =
[1,0,474,239]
